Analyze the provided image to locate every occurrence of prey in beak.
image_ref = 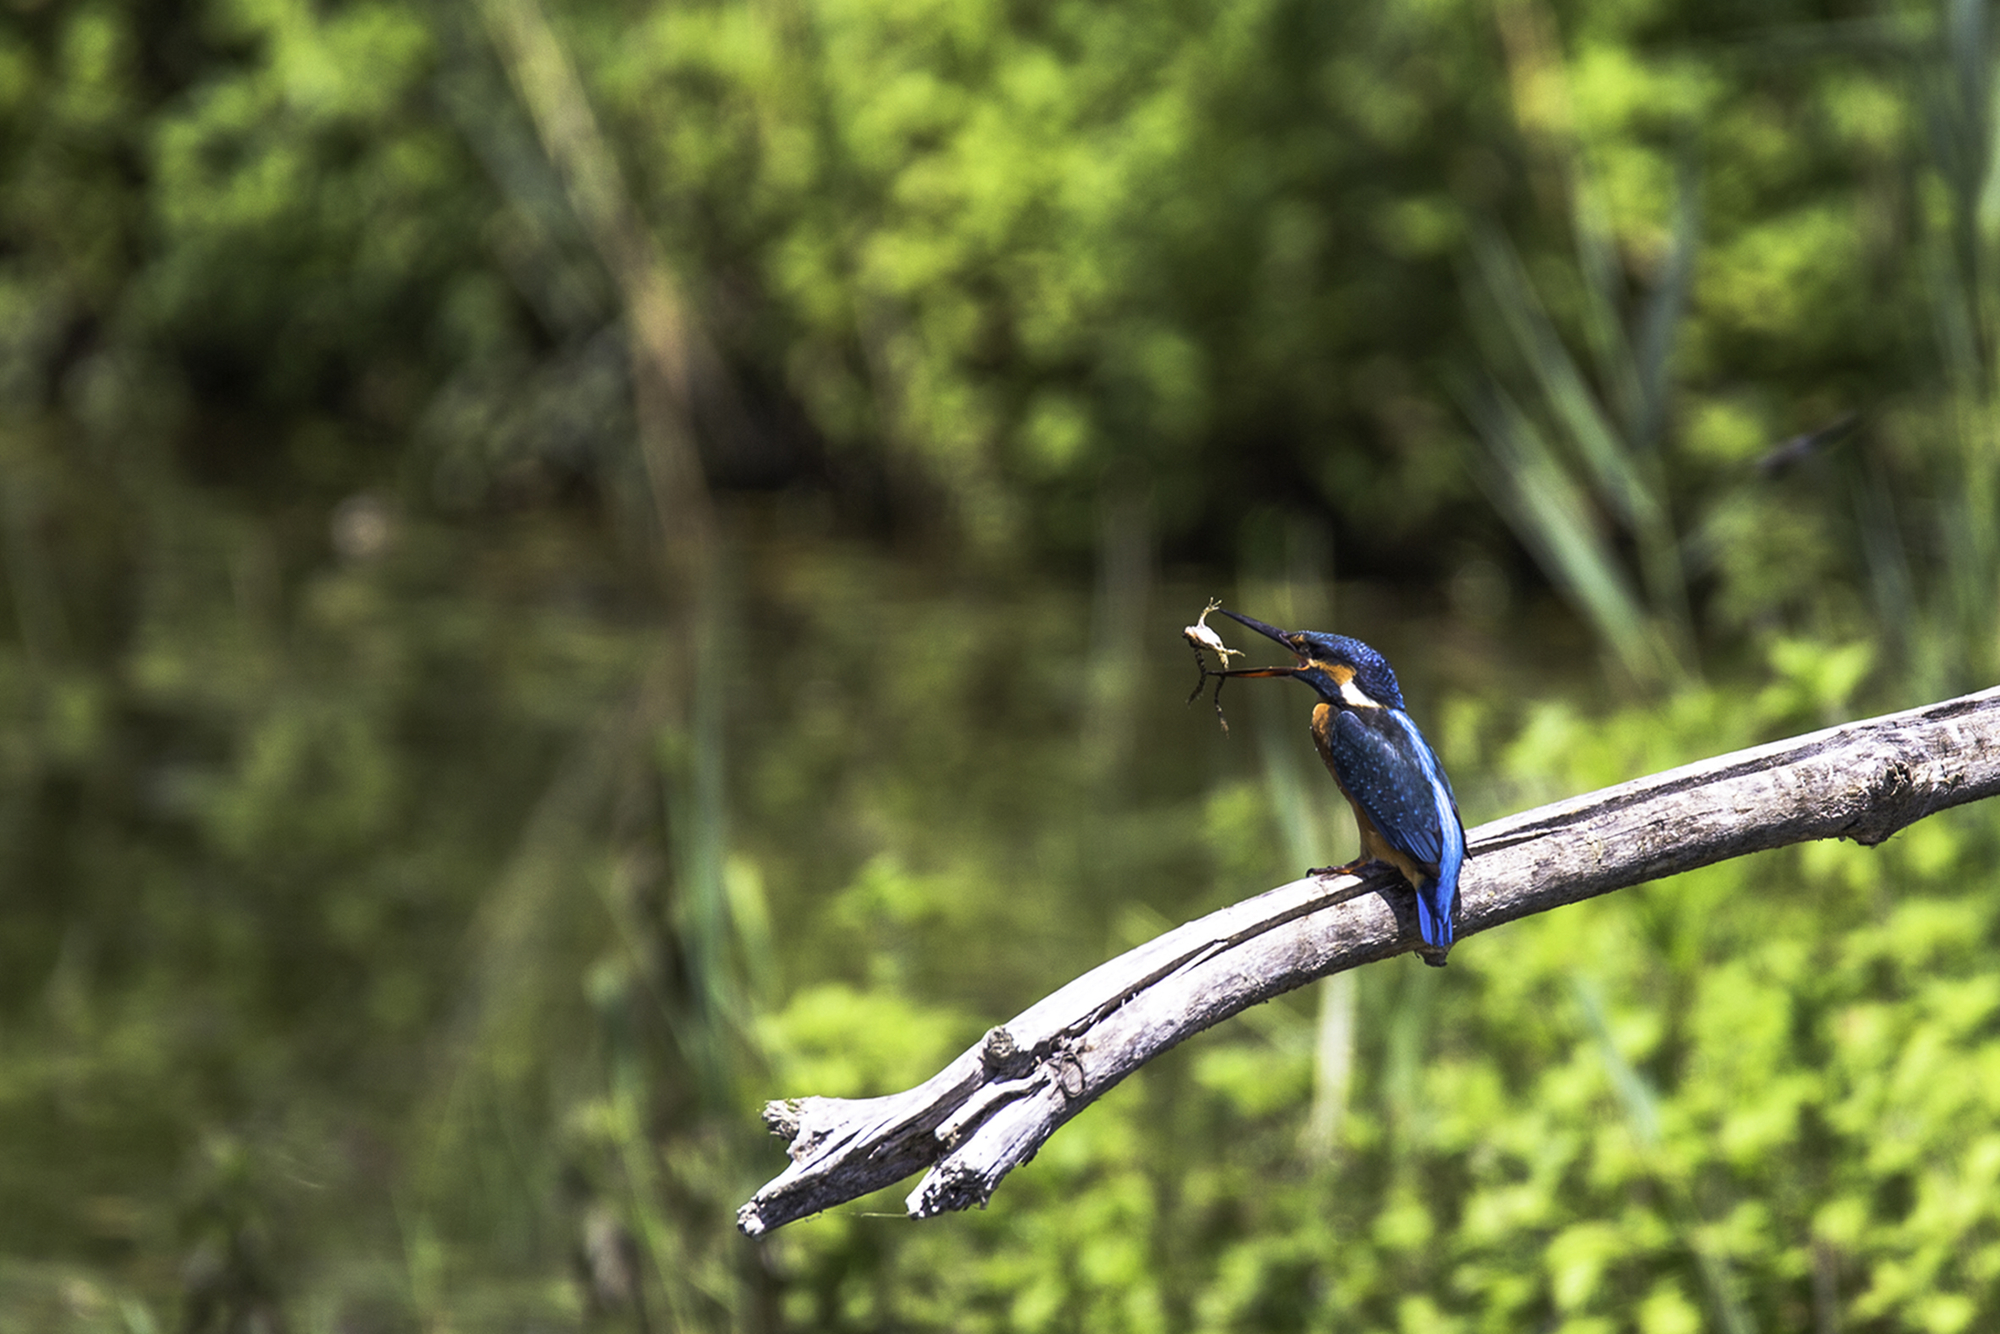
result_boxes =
[1184,605,1311,730]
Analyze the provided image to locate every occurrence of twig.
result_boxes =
[738,685,2000,1236]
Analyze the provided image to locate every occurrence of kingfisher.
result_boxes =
[1210,608,1466,965]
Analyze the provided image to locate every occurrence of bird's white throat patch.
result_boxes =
[1339,680,1381,709]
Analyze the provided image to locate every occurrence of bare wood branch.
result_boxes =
[737,685,2000,1237]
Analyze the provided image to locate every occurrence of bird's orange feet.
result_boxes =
[1309,858,1371,879]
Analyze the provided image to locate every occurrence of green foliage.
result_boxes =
[4,0,1512,560]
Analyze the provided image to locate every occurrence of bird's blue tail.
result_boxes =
[1415,883,1454,950]
[1417,836,1465,951]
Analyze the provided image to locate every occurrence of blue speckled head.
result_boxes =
[1213,609,1407,711]
[1288,631,1406,711]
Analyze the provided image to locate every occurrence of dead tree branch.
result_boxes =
[738,685,2000,1237]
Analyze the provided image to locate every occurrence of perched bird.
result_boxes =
[1211,608,1466,965]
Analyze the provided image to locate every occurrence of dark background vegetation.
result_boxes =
[3,0,2000,1328]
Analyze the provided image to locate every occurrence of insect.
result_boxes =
[1200,607,1466,965]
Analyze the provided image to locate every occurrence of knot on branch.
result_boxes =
[761,1098,802,1142]
[980,1025,1028,1075]
[1055,1045,1086,1099]
[761,1095,864,1163]
[1842,750,1960,847]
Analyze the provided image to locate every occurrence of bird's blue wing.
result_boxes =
[1326,708,1458,873]
[1328,707,1466,952]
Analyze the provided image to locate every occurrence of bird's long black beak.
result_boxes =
[1213,607,1293,645]
[1213,664,1302,678]
[1210,608,1305,677]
